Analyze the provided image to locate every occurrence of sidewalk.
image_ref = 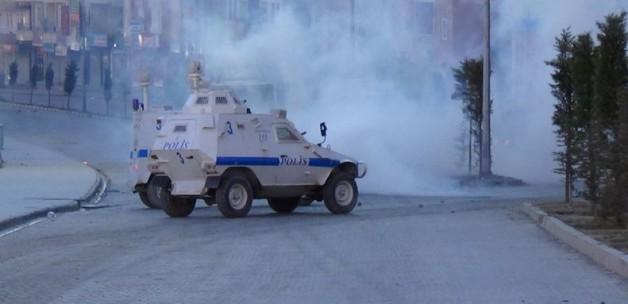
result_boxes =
[0,134,104,231]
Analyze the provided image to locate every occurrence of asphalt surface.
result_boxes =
[1,105,628,303]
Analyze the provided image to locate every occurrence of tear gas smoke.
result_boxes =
[155,1,627,195]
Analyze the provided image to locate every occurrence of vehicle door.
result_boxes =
[272,123,312,185]
[160,119,204,188]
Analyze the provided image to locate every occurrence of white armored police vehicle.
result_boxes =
[131,66,367,218]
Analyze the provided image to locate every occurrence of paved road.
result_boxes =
[1,105,627,303]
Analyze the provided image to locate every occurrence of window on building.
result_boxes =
[441,18,449,41]
[174,125,187,132]
[416,1,434,35]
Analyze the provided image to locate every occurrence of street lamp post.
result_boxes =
[480,0,492,177]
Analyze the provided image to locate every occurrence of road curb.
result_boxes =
[0,165,108,233]
[522,202,628,278]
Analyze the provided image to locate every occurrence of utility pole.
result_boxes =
[480,0,492,177]
[350,0,355,56]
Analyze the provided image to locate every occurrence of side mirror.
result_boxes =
[317,122,327,147]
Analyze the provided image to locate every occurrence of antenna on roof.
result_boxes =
[138,71,151,110]
[188,61,204,92]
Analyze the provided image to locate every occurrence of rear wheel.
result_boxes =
[146,182,163,209]
[323,172,358,214]
[138,191,159,209]
[137,181,162,209]
[268,197,300,213]
[160,187,196,218]
[216,174,253,218]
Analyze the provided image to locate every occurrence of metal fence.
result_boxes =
[0,87,133,118]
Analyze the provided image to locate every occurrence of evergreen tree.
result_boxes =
[594,12,628,130]
[605,88,628,224]
[45,64,54,107]
[8,61,17,86]
[64,61,79,109]
[452,58,483,175]
[547,29,577,204]
[594,12,628,220]
[103,68,112,115]
[571,33,600,202]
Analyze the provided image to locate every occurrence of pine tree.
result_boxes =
[452,58,483,175]
[594,12,628,220]
[45,64,54,107]
[547,29,577,204]
[594,12,628,130]
[606,87,628,224]
[571,33,600,202]
[64,61,79,110]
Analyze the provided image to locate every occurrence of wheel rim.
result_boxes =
[334,181,354,206]
[228,184,248,210]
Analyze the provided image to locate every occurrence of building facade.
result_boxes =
[1,0,489,87]
[0,0,122,87]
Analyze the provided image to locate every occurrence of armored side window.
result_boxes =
[174,125,187,132]
[215,96,228,104]
[275,126,299,141]
[196,97,209,104]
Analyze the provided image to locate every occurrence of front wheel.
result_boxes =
[268,197,300,213]
[216,174,253,218]
[323,172,358,214]
[160,188,196,218]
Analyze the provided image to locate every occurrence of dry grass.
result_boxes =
[537,201,628,254]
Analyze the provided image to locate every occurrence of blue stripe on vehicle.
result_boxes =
[216,157,280,166]
[215,156,341,167]
[138,149,150,158]
[308,158,340,167]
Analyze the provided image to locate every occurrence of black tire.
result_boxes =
[216,174,253,218]
[160,187,196,218]
[138,191,159,209]
[268,197,300,213]
[146,182,163,209]
[323,172,358,214]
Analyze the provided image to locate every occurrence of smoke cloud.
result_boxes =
[169,1,627,195]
